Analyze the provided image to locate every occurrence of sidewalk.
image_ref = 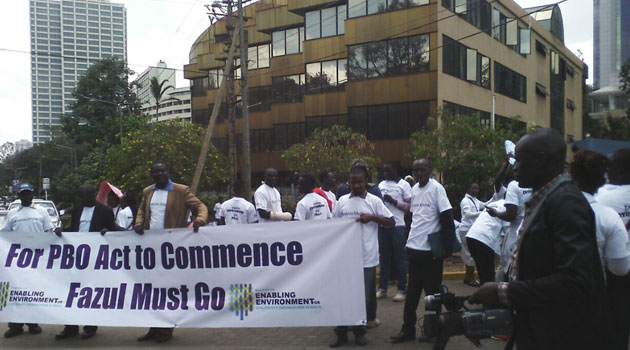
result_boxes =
[0,280,506,350]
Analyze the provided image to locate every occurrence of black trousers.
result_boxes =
[467,237,495,284]
[8,323,38,330]
[401,248,443,335]
[64,325,97,333]
[608,276,630,350]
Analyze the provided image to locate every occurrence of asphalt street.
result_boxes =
[0,280,508,350]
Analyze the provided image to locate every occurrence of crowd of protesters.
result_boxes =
[3,127,630,349]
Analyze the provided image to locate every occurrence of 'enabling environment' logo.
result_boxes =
[0,282,9,311]
[229,284,254,320]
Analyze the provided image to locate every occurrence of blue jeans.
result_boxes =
[378,226,407,293]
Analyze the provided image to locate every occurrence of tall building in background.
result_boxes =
[29,0,127,144]
[132,61,192,123]
[591,0,630,118]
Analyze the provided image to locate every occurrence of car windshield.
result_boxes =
[8,202,57,216]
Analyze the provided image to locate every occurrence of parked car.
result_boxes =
[7,199,62,229]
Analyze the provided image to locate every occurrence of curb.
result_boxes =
[442,271,467,280]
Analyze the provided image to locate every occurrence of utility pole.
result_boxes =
[225,3,237,183]
[238,0,252,199]
[191,14,240,194]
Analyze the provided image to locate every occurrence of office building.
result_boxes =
[30,0,127,143]
[185,0,585,173]
[133,62,192,122]
[590,0,630,118]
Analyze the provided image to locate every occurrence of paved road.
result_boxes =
[0,281,506,350]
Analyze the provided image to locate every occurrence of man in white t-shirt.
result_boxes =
[391,159,456,343]
[487,179,532,277]
[466,200,510,284]
[213,196,224,225]
[254,168,291,223]
[219,180,259,225]
[319,171,337,210]
[458,183,485,287]
[377,162,411,302]
[581,148,630,350]
[597,149,630,232]
[115,194,134,230]
[330,166,394,348]
[2,183,59,338]
[295,174,331,221]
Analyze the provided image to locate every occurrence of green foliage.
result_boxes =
[62,57,141,146]
[149,77,175,122]
[101,121,230,197]
[584,113,630,140]
[281,125,379,182]
[620,58,630,118]
[409,109,520,203]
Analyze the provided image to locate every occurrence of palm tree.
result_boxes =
[150,77,175,123]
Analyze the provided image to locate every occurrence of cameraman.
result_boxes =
[469,128,610,349]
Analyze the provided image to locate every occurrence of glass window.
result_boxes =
[305,11,320,40]
[322,7,337,37]
[492,9,501,40]
[506,19,518,46]
[337,5,347,34]
[480,55,490,88]
[367,41,387,78]
[349,45,368,80]
[348,106,368,135]
[389,0,406,10]
[388,37,408,75]
[306,62,321,93]
[321,60,338,91]
[388,103,409,138]
[338,59,347,85]
[349,0,367,18]
[248,46,257,69]
[519,28,530,54]
[466,48,477,81]
[368,0,387,14]
[409,34,429,72]
[258,44,270,68]
[286,28,299,54]
[272,31,285,56]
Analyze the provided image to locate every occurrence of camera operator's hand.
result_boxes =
[469,282,500,307]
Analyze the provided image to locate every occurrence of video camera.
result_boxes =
[422,285,513,350]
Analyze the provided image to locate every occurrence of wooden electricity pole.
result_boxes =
[191,27,240,194]
[238,0,252,199]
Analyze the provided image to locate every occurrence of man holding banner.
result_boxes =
[134,161,208,343]
[57,184,119,340]
[330,166,394,347]
[2,183,60,338]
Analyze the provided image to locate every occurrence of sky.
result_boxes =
[0,0,593,145]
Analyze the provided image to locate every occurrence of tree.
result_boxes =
[101,121,230,197]
[62,57,141,146]
[620,57,630,118]
[149,77,176,122]
[281,125,380,182]
[409,109,520,204]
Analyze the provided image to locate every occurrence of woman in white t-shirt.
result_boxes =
[570,149,630,350]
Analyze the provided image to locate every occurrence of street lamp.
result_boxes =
[53,144,78,170]
[76,93,126,144]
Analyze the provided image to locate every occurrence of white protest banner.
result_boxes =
[0,218,366,328]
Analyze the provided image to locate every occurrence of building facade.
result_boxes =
[29,0,127,144]
[133,62,191,123]
[185,0,585,173]
[141,87,192,123]
[591,0,629,118]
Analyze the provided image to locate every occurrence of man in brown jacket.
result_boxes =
[134,161,208,343]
